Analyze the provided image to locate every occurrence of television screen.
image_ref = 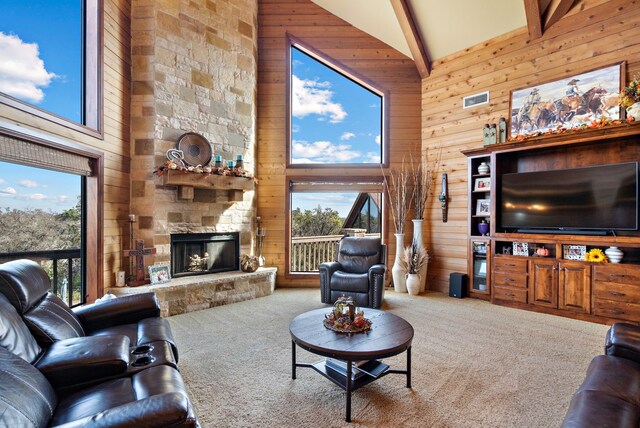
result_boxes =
[500,162,638,232]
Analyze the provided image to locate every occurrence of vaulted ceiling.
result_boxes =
[311,0,578,77]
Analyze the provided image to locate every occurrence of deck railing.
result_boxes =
[0,248,84,307]
[290,233,380,272]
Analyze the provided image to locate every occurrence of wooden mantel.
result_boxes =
[161,169,255,201]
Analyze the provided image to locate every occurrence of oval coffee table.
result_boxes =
[290,307,414,422]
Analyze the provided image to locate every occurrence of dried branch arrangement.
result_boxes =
[411,147,442,220]
[403,241,430,275]
[382,159,412,234]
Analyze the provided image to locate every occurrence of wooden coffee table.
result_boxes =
[289,307,414,422]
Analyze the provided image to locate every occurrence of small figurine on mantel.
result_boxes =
[123,214,156,287]
[498,117,507,143]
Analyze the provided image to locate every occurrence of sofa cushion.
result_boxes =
[0,293,41,363]
[0,258,51,314]
[331,271,370,293]
[23,293,85,347]
[577,355,640,407]
[606,322,640,364]
[0,346,56,427]
[562,389,640,428]
[337,237,382,273]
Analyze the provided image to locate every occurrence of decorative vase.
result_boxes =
[627,102,640,121]
[478,220,489,236]
[406,273,420,296]
[477,162,490,175]
[391,233,407,293]
[412,219,428,293]
[605,246,624,264]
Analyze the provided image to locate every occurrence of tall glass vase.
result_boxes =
[391,233,407,293]
[412,219,428,293]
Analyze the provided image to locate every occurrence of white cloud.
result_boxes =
[292,139,360,163]
[19,179,38,188]
[341,132,355,140]
[23,193,47,200]
[291,75,347,123]
[0,32,57,103]
[375,135,381,145]
[366,152,381,163]
[1,187,16,195]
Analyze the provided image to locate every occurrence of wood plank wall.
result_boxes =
[423,0,640,292]
[257,0,422,287]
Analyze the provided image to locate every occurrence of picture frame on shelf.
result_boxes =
[473,177,491,191]
[509,62,624,139]
[563,245,587,261]
[475,199,490,216]
[512,242,529,256]
[149,264,171,285]
[473,242,487,254]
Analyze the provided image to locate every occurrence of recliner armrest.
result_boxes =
[605,322,640,364]
[35,335,130,389]
[319,261,341,276]
[368,263,386,276]
[74,292,161,333]
[55,392,198,428]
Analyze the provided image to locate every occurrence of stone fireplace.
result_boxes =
[171,232,239,277]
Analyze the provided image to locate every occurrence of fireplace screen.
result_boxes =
[171,233,239,277]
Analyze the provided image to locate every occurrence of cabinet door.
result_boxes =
[558,261,591,313]
[529,259,557,308]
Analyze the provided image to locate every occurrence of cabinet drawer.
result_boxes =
[593,300,640,322]
[493,286,528,303]
[494,257,528,273]
[594,282,640,303]
[493,271,527,288]
[594,265,640,285]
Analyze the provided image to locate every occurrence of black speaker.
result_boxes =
[449,272,467,298]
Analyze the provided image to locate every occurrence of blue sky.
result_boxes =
[0,1,81,212]
[291,47,382,164]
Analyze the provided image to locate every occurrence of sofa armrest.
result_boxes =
[74,292,161,333]
[54,392,199,428]
[319,261,342,304]
[35,335,130,389]
[368,263,386,309]
[605,322,640,364]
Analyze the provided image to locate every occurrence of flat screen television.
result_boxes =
[499,162,638,233]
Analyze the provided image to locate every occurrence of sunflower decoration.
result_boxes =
[585,248,608,263]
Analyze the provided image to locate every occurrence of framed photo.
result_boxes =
[474,177,491,191]
[475,199,490,216]
[149,264,171,284]
[512,242,529,256]
[563,245,586,261]
[509,62,624,139]
[473,241,487,254]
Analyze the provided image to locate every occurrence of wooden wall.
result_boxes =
[423,0,640,292]
[257,0,422,287]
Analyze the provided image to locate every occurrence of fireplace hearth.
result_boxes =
[171,232,239,278]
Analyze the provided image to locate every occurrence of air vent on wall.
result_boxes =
[463,91,489,109]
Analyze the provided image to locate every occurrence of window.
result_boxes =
[0,161,86,306]
[288,42,386,166]
[288,180,383,273]
[0,0,101,135]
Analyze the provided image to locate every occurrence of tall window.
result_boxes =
[0,161,85,306]
[0,0,101,135]
[289,44,384,166]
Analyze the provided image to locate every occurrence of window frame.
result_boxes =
[0,0,103,139]
[286,34,389,169]
[285,175,386,278]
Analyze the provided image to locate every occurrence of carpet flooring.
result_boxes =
[168,288,609,427]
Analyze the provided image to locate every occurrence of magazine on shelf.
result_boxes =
[325,358,389,380]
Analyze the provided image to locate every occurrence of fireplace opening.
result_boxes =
[171,232,239,278]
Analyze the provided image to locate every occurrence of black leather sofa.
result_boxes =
[319,236,387,309]
[0,259,198,427]
[561,322,640,427]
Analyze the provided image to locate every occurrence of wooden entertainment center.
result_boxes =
[463,123,640,324]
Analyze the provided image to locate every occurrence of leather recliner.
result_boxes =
[0,259,179,362]
[0,291,198,427]
[319,236,387,309]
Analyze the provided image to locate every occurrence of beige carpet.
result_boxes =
[168,289,609,427]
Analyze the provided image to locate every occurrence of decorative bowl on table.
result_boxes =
[323,296,372,334]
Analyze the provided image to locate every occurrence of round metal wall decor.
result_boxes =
[176,132,212,166]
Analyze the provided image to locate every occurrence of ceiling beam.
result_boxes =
[543,0,575,30]
[390,0,431,78]
[523,0,543,40]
